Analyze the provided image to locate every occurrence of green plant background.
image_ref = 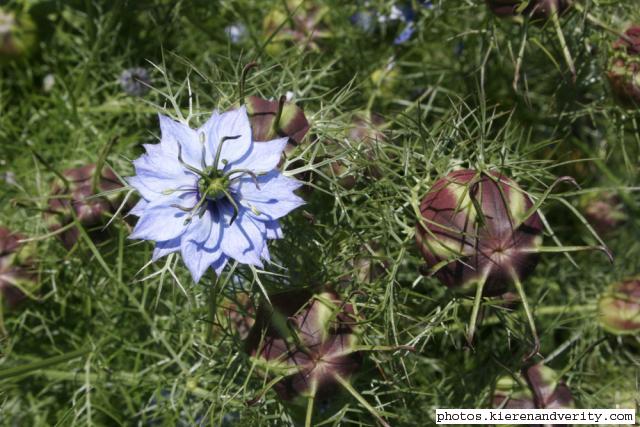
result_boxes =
[0,0,638,425]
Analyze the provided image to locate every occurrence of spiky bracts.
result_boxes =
[45,164,126,250]
[493,363,574,411]
[598,278,640,335]
[0,227,37,309]
[486,0,573,20]
[607,25,640,107]
[244,289,362,419]
[416,169,543,297]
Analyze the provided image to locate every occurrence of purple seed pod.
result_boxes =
[244,289,366,422]
[0,227,38,309]
[607,26,640,107]
[119,67,151,97]
[493,363,575,414]
[581,192,627,235]
[45,164,126,250]
[598,278,640,335]
[416,169,543,297]
[245,95,310,155]
[486,0,573,20]
[416,169,550,357]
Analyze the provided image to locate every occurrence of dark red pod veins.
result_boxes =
[45,164,125,250]
[245,289,362,405]
[486,0,572,20]
[246,95,310,155]
[416,169,543,297]
[0,227,37,309]
[607,25,640,107]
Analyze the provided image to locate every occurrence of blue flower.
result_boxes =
[128,106,304,282]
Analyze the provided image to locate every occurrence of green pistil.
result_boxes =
[198,175,230,202]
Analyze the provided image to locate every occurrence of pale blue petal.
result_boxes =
[129,161,197,199]
[196,111,221,166]
[130,193,195,242]
[265,220,283,239]
[232,171,305,220]
[261,244,271,262]
[158,114,204,168]
[219,202,266,266]
[152,237,181,261]
[179,207,226,282]
[229,137,288,173]
[129,199,148,217]
[209,106,252,169]
[212,254,228,276]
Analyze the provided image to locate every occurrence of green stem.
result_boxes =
[511,269,539,361]
[333,374,390,427]
[92,137,117,195]
[0,347,91,381]
[466,274,488,348]
[549,5,575,81]
[427,303,596,335]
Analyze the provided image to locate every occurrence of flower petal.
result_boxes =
[265,220,283,239]
[233,171,304,221]
[152,237,181,261]
[130,193,196,242]
[129,199,148,217]
[229,137,288,173]
[178,205,228,282]
[209,106,253,169]
[219,201,266,266]
[159,114,205,168]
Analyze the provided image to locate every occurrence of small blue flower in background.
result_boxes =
[119,67,151,97]
[352,1,433,45]
[128,106,304,282]
[224,23,247,44]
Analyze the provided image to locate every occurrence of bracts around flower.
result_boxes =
[127,106,305,282]
[416,169,611,360]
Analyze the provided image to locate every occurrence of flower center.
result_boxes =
[198,175,230,201]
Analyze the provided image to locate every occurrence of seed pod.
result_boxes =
[416,169,543,297]
[493,363,575,414]
[581,192,627,235]
[0,7,37,61]
[0,227,38,309]
[244,289,363,421]
[607,26,640,107]
[486,0,573,20]
[246,95,310,155]
[598,278,640,335]
[45,164,126,250]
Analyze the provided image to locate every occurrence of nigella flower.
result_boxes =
[128,106,304,282]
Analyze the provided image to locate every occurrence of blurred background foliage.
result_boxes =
[0,0,638,425]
